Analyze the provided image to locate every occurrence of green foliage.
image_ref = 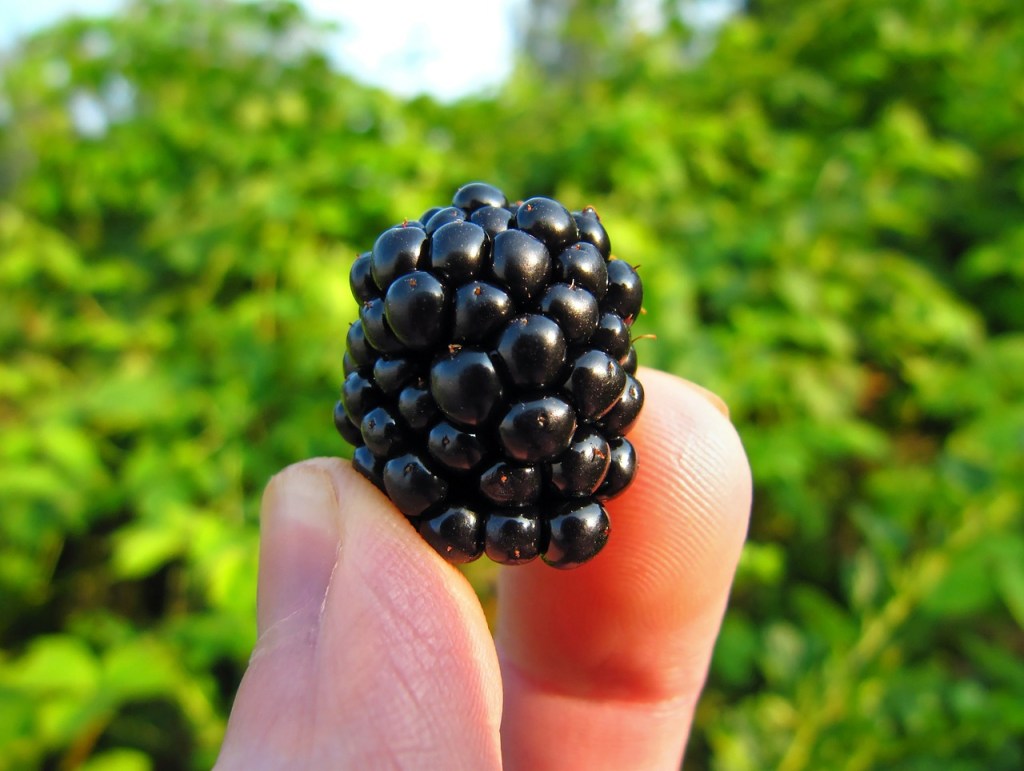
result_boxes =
[1,0,1022,767]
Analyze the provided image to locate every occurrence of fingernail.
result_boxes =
[262,461,341,537]
[683,381,730,419]
[256,461,343,636]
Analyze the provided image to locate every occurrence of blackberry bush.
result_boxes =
[334,182,644,568]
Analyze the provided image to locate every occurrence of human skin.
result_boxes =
[216,368,752,769]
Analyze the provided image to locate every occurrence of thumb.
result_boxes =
[217,458,503,770]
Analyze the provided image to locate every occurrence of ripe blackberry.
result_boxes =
[371,225,427,290]
[572,207,612,259]
[424,207,466,235]
[498,396,577,463]
[554,242,608,300]
[495,315,567,388]
[335,184,645,568]
[452,281,513,343]
[384,271,449,350]
[470,205,514,238]
[538,283,599,343]
[429,221,489,284]
[514,197,579,253]
[565,350,627,420]
[452,182,508,212]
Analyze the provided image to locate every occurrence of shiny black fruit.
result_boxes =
[384,271,449,350]
[515,197,579,253]
[544,499,610,569]
[452,281,513,344]
[485,510,546,565]
[572,207,611,258]
[335,183,646,569]
[597,437,637,501]
[548,427,611,497]
[430,221,489,284]
[602,259,643,323]
[495,315,567,388]
[554,242,608,300]
[418,505,485,563]
[382,453,448,517]
[453,181,508,212]
[564,350,627,420]
[498,397,577,463]
[371,225,427,290]
[430,349,504,427]
[491,229,551,305]
[538,283,599,344]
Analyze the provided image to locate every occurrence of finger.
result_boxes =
[217,458,503,770]
[497,368,752,770]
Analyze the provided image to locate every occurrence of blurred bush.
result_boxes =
[1,0,1022,768]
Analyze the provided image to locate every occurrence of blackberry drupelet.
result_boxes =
[334,182,645,568]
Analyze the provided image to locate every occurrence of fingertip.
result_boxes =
[674,372,731,420]
[498,367,752,700]
[597,367,752,649]
[625,368,752,602]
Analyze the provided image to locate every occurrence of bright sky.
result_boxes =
[0,0,526,101]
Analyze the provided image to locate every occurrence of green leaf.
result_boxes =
[5,636,99,696]
[80,749,152,771]
[111,524,186,579]
[993,538,1024,629]
[101,640,180,701]
[920,543,999,619]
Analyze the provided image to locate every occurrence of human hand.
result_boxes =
[215,368,751,770]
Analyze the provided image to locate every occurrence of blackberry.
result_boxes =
[452,281,513,344]
[495,315,567,389]
[470,205,514,238]
[359,298,403,355]
[498,396,577,463]
[371,225,428,290]
[515,197,579,253]
[349,252,377,303]
[554,242,608,300]
[430,349,504,427]
[572,207,612,259]
[418,505,485,564]
[491,229,552,305]
[335,184,645,568]
[538,283,599,343]
[564,350,627,420]
[452,181,508,212]
[424,207,466,235]
[429,221,490,284]
[384,271,449,350]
